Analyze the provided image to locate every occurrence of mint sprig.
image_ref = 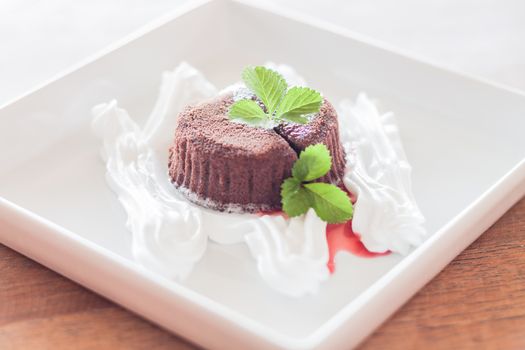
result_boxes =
[281,144,353,224]
[229,66,322,126]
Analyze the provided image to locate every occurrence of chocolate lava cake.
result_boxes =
[168,93,346,213]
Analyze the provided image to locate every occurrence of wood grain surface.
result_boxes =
[0,197,524,350]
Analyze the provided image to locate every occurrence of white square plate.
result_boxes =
[1,1,524,349]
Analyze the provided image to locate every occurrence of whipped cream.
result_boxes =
[245,209,329,297]
[91,62,426,296]
[338,95,427,254]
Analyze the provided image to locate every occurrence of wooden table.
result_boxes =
[1,198,524,350]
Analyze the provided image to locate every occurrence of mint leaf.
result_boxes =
[242,66,287,115]
[280,141,353,223]
[276,87,322,123]
[281,178,311,217]
[304,183,353,223]
[292,144,332,182]
[229,99,268,125]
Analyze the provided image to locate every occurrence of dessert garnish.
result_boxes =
[281,143,353,223]
[229,66,322,126]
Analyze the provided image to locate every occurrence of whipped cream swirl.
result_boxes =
[91,63,216,279]
[338,95,427,254]
[245,209,329,297]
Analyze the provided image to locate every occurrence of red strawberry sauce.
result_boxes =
[326,220,390,273]
[258,208,390,274]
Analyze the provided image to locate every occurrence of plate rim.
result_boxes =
[1,0,525,349]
